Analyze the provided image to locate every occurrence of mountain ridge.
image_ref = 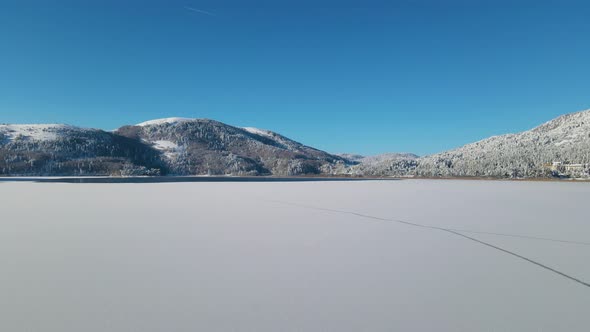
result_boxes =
[1,109,589,178]
[115,118,347,176]
[413,109,590,178]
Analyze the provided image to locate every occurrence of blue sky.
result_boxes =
[1,0,589,155]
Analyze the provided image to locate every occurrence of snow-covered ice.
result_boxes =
[0,179,589,331]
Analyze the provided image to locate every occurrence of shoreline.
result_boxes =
[1,175,589,184]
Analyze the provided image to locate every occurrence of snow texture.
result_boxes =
[0,180,589,331]
[151,140,181,159]
[2,108,590,178]
[0,124,74,142]
[121,119,343,176]
[415,109,590,178]
[243,127,274,138]
[136,117,194,127]
[338,109,590,178]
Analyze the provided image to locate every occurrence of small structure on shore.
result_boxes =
[543,161,589,177]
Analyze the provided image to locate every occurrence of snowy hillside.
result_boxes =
[0,124,80,142]
[416,109,590,178]
[136,118,193,127]
[0,124,163,176]
[336,153,419,177]
[116,118,347,176]
[333,109,590,178]
[243,127,274,138]
[2,109,589,178]
[358,153,419,164]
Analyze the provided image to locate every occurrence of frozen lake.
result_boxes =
[1,179,589,331]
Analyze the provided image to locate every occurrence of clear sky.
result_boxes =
[1,0,589,155]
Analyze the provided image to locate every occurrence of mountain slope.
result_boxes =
[115,118,347,176]
[2,109,589,178]
[0,124,164,176]
[415,109,590,178]
[339,153,419,176]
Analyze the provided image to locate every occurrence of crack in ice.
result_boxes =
[269,200,590,289]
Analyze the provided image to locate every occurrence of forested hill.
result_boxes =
[115,118,347,176]
[336,109,590,179]
[0,120,348,176]
[2,109,590,178]
[0,124,164,176]
[414,109,590,178]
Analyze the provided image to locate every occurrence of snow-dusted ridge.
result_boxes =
[242,127,274,138]
[0,124,78,142]
[2,108,589,178]
[414,108,590,178]
[136,118,195,127]
[114,118,345,176]
[151,140,181,160]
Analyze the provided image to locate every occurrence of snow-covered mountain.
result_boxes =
[2,109,589,178]
[115,118,347,176]
[0,124,163,176]
[336,153,365,162]
[333,109,590,178]
[0,124,78,142]
[414,109,590,178]
[136,117,194,127]
[336,153,419,177]
[357,153,419,164]
[1,119,348,177]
